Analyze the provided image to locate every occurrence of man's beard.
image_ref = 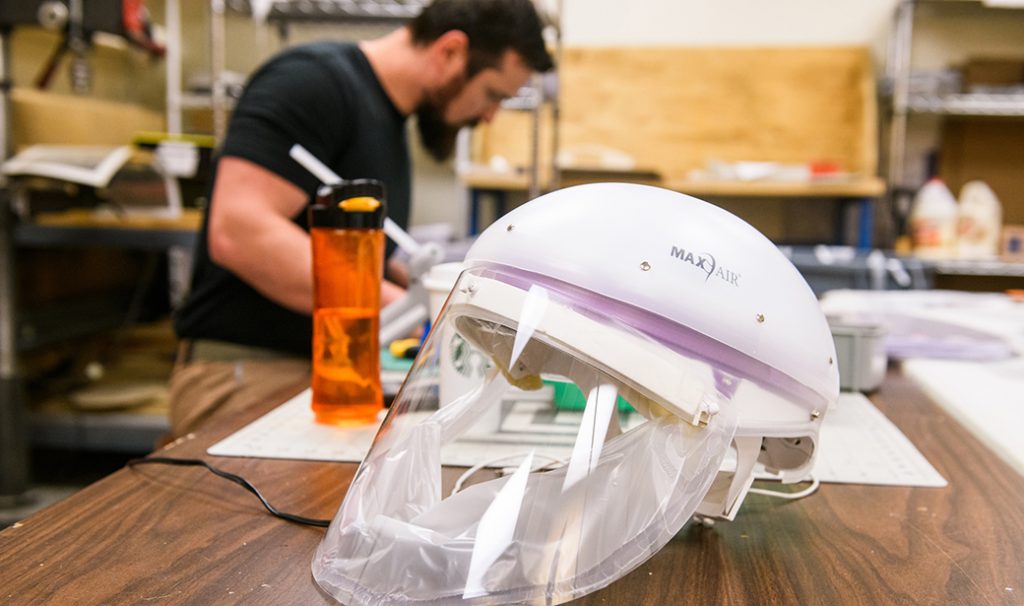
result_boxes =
[415,103,464,162]
[415,74,477,162]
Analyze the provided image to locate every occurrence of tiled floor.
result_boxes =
[0,448,133,529]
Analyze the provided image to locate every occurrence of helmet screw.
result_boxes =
[828,356,834,365]
[810,409,821,420]
[756,313,765,324]
[506,224,515,232]
[640,261,651,271]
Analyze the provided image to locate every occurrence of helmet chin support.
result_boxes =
[696,436,764,520]
[697,388,821,520]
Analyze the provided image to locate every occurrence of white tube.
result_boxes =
[289,144,342,185]
[383,218,421,256]
[289,144,421,255]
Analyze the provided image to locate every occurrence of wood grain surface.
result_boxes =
[475,46,878,183]
[2,370,1022,605]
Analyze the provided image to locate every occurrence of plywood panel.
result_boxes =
[475,46,878,182]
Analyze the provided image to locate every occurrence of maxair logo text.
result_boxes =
[670,246,741,286]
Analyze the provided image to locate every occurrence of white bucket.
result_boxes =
[423,263,494,427]
[423,262,466,326]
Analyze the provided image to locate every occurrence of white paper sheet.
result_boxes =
[207,389,382,462]
[208,390,945,487]
[206,389,642,467]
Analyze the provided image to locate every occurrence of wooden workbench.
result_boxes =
[1,368,1022,605]
[461,169,884,246]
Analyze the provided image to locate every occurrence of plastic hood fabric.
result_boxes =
[312,266,738,605]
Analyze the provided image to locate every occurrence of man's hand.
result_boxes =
[382,280,405,307]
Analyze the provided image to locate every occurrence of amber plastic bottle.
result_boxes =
[308,180,386,426]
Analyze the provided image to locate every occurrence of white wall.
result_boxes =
[561,0,898,53]
[560,1,1024,65]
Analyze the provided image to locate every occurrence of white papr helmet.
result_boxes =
[313,183,839,605]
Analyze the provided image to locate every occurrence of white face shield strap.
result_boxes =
[312,272,738,606]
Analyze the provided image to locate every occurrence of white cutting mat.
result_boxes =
[903,357,1024,477]
[206,390,639,467]
[208,390,945,487]
[208,389,383,463]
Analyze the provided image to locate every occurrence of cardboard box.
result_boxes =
[963,58,1024,91]
[940,118,1024,226]
[1002,225,1024,262]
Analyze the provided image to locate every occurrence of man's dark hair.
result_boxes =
[410,0,555,77]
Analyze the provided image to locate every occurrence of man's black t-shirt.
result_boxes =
[174,42,410,356]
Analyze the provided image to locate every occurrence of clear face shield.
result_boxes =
[312,266,739,605]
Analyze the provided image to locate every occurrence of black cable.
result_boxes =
[127,457,331,527]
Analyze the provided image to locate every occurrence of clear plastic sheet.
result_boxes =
[313,266,738,605]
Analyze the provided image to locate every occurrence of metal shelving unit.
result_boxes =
[885,0,1024,201]
[884,0,1024,266]
[165,0,429,140]
[931,258,1024,277]
[907,92,1024,116]
[233,0,426,23]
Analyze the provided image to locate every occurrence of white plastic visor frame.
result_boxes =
[445,274,720,427]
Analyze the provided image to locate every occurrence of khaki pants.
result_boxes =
[168,340,310,439]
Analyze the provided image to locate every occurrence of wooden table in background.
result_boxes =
[460,170,885,248]
[1,368,1022,605]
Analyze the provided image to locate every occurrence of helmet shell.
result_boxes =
[464,183,839,409]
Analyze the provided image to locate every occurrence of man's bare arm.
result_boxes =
[207,156,404,314]
[207,157,314,313]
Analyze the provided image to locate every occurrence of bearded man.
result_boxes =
[170,0,553,438]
